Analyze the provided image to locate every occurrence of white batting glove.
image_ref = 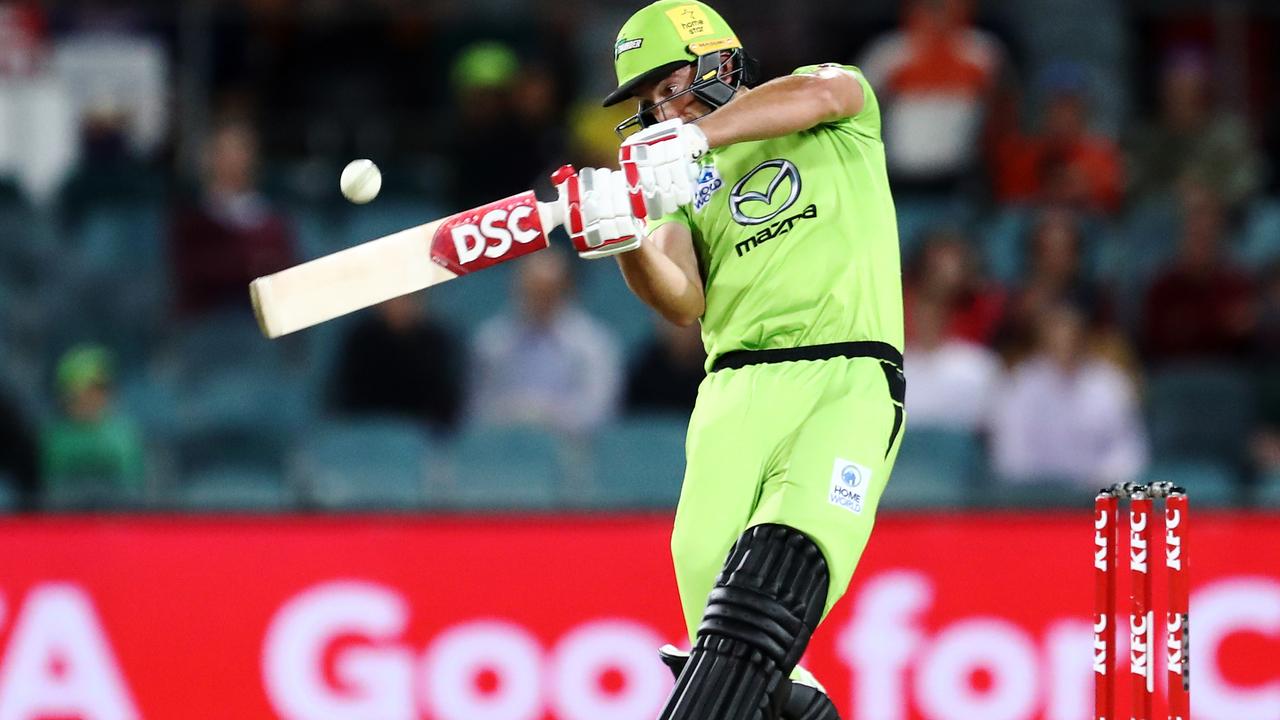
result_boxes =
[619,119,708,221]
[551,165,646,260]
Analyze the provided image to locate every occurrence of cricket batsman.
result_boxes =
[551,1,904,717]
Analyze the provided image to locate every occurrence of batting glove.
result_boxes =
[551,165,646,260]
[619,119,708,221]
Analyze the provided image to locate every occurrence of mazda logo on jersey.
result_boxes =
[728,159,802,226]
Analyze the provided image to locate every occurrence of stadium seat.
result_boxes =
[973,478,1085,509]
[42,478,146,511]
[1112,197,1180,329]
[1145,363,1255,467]
[72,202,166,277]
[882,427,980,509]
[575,260,651,353]
[291,418,433,509]
[166,310,299,380]
[345,199,445,246]
[173,367,309,475]
[1238,199,1280,268]
[895,194,973,262]
[1141,461,1241,507]
[583,414,687,509]
[0,473,16,512]
[976,206,1030,284]
[428,260,516,334]
[447,424,564,510]
[288,203,344,261]
[179,468,295,511]
[1257,470,1280,508]
[118,375,180,444]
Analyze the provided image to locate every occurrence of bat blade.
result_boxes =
[250,191,552,338]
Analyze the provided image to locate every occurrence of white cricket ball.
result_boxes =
[340,159,382,204]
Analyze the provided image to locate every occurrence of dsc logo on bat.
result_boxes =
[432,191,548,274]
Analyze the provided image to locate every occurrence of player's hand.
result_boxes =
[619,119,708,221]
[551,165,645,260]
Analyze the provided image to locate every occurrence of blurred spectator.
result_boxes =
[990,303,1147,486]
[469,251,620,434]
[0,2,78,203]
[331,295,463,435]
[1127,49,1261,211]
[39,345,144,501]
[993,63,1122,214]
[995,210,1114,363]
[445,42,564,210]
[626,319,706,414]
[0,382,37,507]
[904,229,1005,345]
[1142,183,1257,364]
[858,0,1004,191]
[0,1,46,76]
[903,294,1002,431]
[49,8,169,160]
[168,119,297,317]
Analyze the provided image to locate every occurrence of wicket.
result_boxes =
[1094,482,1190,720]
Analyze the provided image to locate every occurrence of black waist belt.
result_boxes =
[710,340,907,457]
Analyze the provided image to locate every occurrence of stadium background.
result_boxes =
[0,0,1278,718]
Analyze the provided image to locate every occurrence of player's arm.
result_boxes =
[548,165,702,326]
[696,66,866,147]
[614,222,704,327]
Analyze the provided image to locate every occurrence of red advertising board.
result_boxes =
[0,512,1276,720]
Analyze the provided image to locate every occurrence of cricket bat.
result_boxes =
[249,190,567,339]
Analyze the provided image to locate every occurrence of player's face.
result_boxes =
[639,64,711,124]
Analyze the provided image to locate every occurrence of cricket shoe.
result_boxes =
[657,645,841,720]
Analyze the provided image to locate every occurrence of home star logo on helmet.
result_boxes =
[666,5,712,40]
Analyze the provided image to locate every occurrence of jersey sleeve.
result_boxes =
[791,63,881,141]
[645,203,692,235]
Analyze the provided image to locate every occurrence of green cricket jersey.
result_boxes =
[648,65,903,368]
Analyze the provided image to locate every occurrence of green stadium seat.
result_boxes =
[1146,363,1255,467]
[291,418,433,509]
[1112,197,1180,328]
[894,195,974,263]
[287,203,344,261]
[170,311,293,378]
[584,414,687,509]
[42,479,146,512]
[0,473,16,512]
[882,427,980,509]
[447,424,564,510]
[576,261,651,353]
[974,478,1085,509]
[428,261,516,334]
[1239,199,1280,268]
[1141,461,1241,507]
[180,468,295,511]
[976,207,1030,284]
[345,199,445,246]
[1257,470,1280,508]
[174,368,308,474]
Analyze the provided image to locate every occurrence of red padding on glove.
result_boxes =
[551,164,576,185]
[566,174,583,235]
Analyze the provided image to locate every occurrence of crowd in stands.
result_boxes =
[0,0,1278,511]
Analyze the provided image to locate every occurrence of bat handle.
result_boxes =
[537,164,578,236]
[537,199,566,237]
